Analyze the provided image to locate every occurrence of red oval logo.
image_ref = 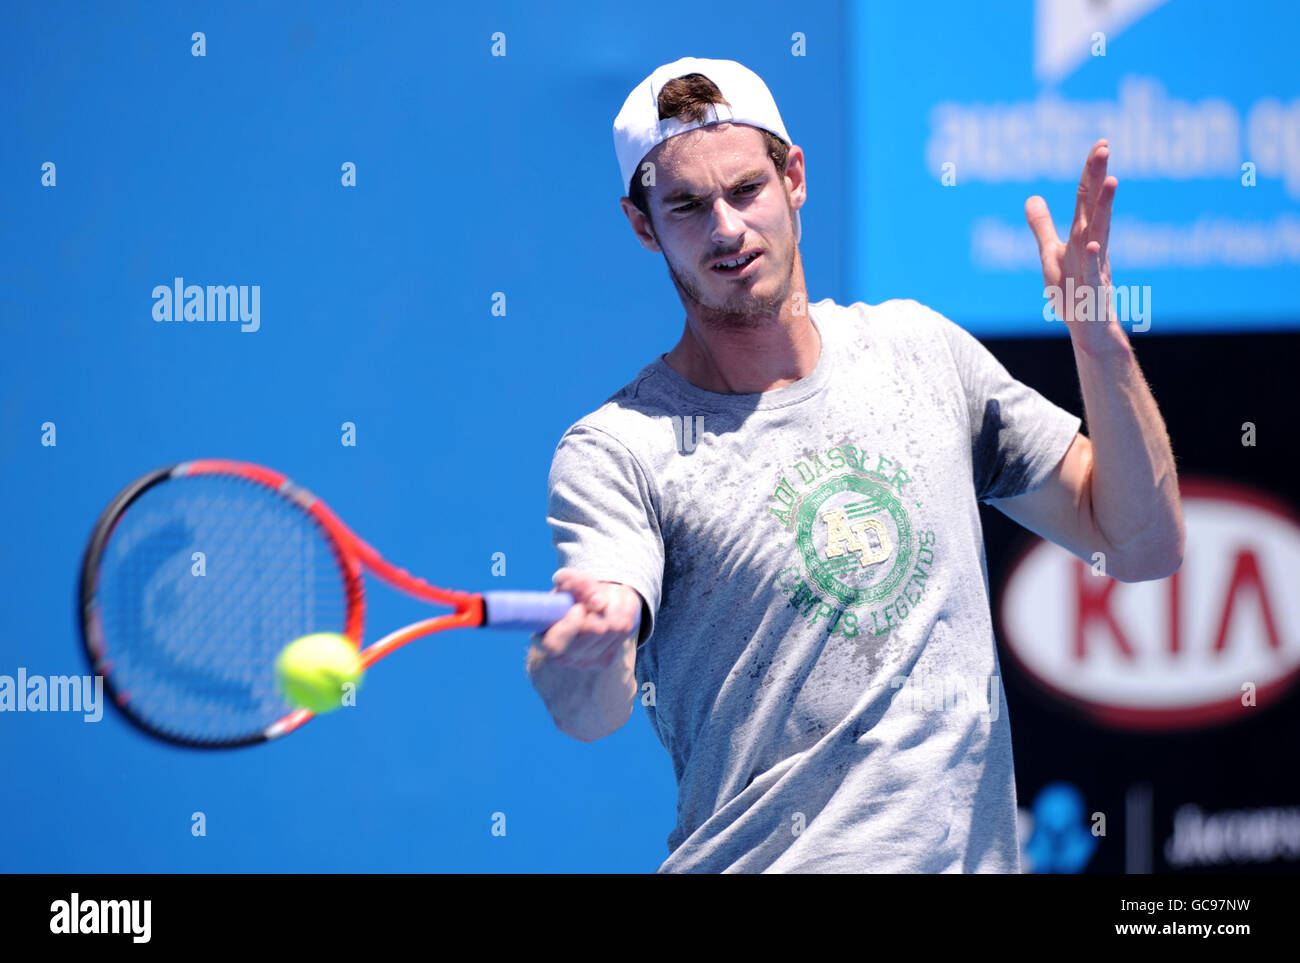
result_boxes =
[998,479,1300,731]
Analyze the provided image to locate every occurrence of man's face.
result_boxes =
[638,123,802,327]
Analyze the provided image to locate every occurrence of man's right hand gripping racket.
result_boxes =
[77,459,621,749]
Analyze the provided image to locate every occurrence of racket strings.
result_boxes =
[92,474,351,744]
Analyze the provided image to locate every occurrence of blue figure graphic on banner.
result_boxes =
[1024,782,1099,873]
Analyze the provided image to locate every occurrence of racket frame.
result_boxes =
[78,459,558,748]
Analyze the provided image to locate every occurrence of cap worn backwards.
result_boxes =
[612,57,800,242]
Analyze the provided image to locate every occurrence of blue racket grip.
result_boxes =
[481,591,577,633]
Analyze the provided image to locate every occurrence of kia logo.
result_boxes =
[998,480,1300,730]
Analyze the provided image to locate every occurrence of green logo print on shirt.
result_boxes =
[768,443,938,639]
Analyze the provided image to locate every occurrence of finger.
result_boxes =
[1084,242,1111,318]
[1084,240,1103,287]
[552,567,597,600]
[566,600,638,666]
[1084,145,1110,238]
[535,600,586,660]
[1092,175,1117,263]
[563,624,616,666]
[1089,144,1109,215]
[1072,139,1108,234]
[1024,195,1059,257]
[562,593,640,666]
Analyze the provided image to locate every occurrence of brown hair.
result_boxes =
[627,72,791,226]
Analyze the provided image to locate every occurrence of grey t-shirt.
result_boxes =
[545,297,1082,873]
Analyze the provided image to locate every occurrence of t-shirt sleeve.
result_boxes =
[546,422,665,645]
[931,307,1083,503]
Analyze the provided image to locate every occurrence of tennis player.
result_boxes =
[527,57,1183,873]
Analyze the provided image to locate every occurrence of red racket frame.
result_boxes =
[81,459,518,747]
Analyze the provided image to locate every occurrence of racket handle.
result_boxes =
[481,591,577,633]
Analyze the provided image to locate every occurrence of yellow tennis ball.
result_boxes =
[275,633,364,715]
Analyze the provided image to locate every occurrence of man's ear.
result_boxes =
[782,145,807,214]
[619,197,662,253]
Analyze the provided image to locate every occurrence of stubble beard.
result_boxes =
[657,212,798,332]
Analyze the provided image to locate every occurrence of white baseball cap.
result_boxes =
[613,57,800,242]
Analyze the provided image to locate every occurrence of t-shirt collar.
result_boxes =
[649,302,833,412]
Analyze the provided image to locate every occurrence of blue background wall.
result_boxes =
[2,0,1295,872]
[1,0,847,873]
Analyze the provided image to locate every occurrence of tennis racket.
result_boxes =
[78,458,595,749]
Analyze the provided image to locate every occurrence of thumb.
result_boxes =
[1024,195,1058,256]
